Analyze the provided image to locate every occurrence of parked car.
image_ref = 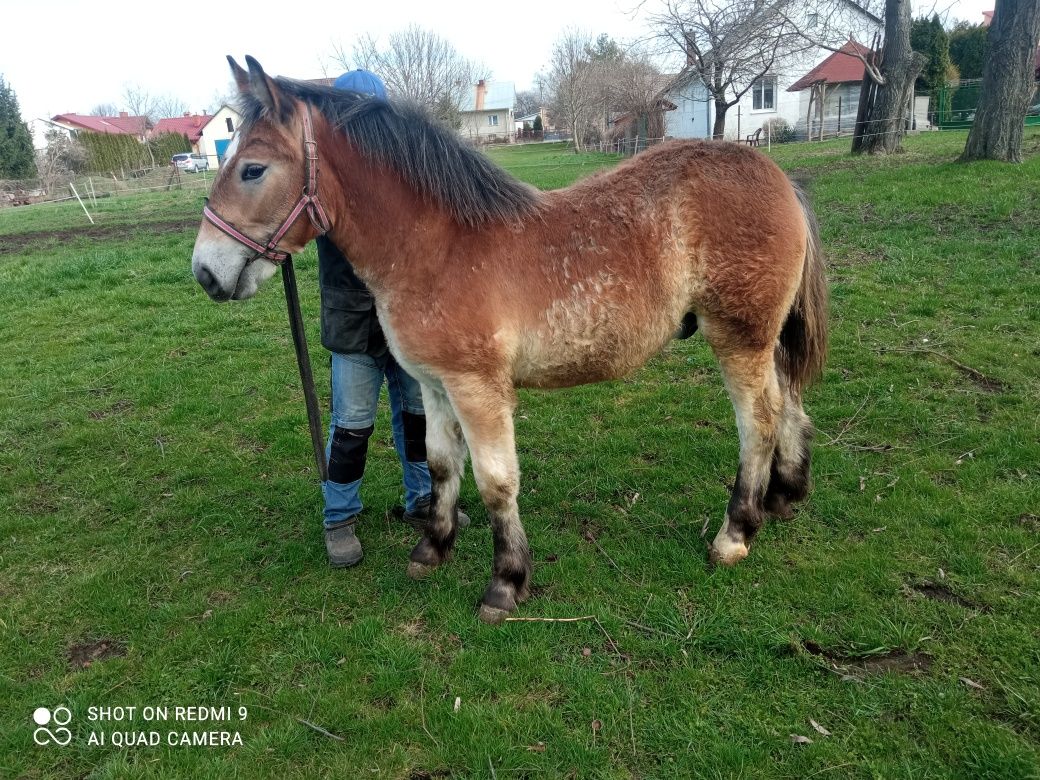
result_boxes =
[172,153,209,173]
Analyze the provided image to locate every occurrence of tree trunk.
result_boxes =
[961,0,1040,162]
[854,0,928,154]
[712,99,728,140]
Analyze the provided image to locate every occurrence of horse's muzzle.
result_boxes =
[194,264,232,302]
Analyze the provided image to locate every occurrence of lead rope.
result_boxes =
[281,256,329,483]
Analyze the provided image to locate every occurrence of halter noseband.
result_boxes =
[202,107,331,265]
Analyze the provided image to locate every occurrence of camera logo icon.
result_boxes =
[32,707,72,746]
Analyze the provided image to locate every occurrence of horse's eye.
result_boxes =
[242,164,266,181]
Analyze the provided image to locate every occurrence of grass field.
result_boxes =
[1,130,1038,779]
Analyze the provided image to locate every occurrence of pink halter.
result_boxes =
[203,107,331,265]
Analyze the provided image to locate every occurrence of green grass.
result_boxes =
[1,131,1038,779]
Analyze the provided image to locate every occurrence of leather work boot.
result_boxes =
[393,497,470,531]
[325,517,363,567]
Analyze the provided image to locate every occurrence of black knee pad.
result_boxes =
[401,411,427,463]
[328,425,374,484]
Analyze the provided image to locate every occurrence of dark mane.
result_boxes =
[237,79,539,227]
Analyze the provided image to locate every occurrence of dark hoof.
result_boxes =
[478,604,512,624]
[765,494,797,520]
[407,560,436,580]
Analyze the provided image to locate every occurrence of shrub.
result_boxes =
[763,117,795,144]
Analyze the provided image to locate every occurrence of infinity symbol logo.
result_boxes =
[32,707,72,746]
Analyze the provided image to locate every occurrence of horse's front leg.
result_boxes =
[450,382,530,624]
[407,385,466,579]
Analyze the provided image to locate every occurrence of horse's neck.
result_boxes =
[320,140,454,291]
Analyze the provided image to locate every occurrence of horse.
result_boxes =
[192,56,828,624]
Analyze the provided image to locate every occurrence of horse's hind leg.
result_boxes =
[764,380,813,520]
[708,343,783,566]
[407,385,466,579]
[449,381,530,624]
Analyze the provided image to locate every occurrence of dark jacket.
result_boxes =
[316,236,388,358]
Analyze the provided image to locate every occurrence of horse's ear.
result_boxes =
[244,55,291,123]
[227,56,250,93]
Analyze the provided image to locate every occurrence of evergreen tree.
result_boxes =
[0,75,37,178]
[949,22,989,80]
[910,15,952,93]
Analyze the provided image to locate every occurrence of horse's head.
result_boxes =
[192,56,328,301]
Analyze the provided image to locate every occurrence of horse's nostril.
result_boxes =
[195,265,230,301]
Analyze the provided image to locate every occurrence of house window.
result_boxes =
[752,76,777,111]
[226,117,234,133]
[807,12,819,28]
[487,114,499,127]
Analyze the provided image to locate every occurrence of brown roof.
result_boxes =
[787,41,873,92]
[153,114,210,143]
[52,113,150,135]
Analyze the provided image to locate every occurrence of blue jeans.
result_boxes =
[322,351,431,527]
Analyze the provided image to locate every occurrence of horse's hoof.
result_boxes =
[709,539,749,567]
[478,604,511,625]
[407,561,435,580]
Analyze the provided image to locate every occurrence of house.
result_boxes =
[459,80,515,144]
[152,112,211,153]
[661,5,881,141]
[155,105,243,167]
[786,41,875,139]
[50,112,151,142]
[28,117,74,151]
[196,105,243,167]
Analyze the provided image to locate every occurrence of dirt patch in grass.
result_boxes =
[68,638,126,669]
[802,640,932,677]
[910,581,984,611]
[407,770,450,780]
[0,219,199,255]
[88,399,134,420]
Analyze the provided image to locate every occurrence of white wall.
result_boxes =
[460,109,514,142]
[28,119,73,151]
[199,105,242,167]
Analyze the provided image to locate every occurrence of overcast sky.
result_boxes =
[4,0,993,122]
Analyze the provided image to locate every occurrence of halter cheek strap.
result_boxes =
[202,107,331,265]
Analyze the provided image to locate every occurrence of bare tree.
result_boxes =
[515,89,541,117]
[647,0,807,139]
[89,103,118,117]
[332,25,485,127]
[153,94,189,120]
[547,29,600,151]
[35,130,85,193]
[121,83,157,120]
[961,0,1040,162]
[612,52,668,142]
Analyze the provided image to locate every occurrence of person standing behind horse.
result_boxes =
[319,69,468,567]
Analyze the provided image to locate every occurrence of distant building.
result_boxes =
[151,108,243,166]
[660,5,881,141]
[49,112,151,142]
[459,80,515,144]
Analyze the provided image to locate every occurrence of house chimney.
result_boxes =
[119,111,128,118]
[476,79,486,111]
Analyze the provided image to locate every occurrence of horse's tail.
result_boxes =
[777,184,828,395]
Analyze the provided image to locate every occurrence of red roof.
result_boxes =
[52,113,150,136]
[153,114,210,143]
[787,41,873,92]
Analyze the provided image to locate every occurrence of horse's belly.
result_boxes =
[513,301,676,389]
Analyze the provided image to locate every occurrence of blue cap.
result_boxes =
[333,69,387,100]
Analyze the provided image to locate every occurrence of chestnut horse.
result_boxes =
[192,57,828,623]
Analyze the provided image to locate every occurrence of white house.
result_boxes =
[663,6,881,141]
[459,80,515,144]
[28,118,74,152]
[197,105,242,167]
